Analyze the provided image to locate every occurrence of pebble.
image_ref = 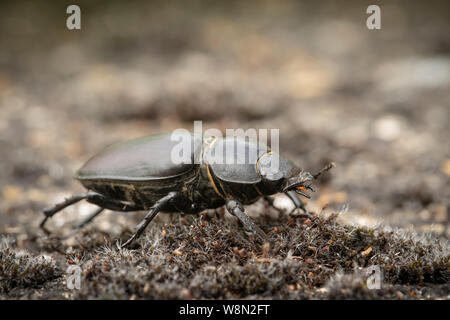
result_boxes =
[373,115,404,141]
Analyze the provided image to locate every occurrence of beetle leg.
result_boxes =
[40,193,89,234]
[225,199,268,242]
[121,192,179,248]
[85,191,139,212]
[53,207,107,240]
[263,196,284,214]
[285,190,313,219]
[41,191,139,236]
[74,207,105,229]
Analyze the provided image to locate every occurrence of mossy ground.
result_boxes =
[2,208,448,299]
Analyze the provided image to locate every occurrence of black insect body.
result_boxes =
[41,132,334,247]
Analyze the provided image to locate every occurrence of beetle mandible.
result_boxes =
[41,132,334,247]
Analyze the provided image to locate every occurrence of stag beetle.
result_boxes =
[41,131,334,247]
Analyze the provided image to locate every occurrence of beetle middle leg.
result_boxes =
[121,191,179,248]
[225,199,268,242]
[74,207,105,229]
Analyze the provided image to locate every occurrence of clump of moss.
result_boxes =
[321,269,450,300]
[0,237,61,295]
[322,270,381,299]
[67,211,448,299]
[269,213,449,286]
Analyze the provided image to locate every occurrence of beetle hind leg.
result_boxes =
[226,199,268,242]
[40,191,138,236]
[40,193,89,234]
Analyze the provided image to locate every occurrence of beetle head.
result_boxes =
[257,152,311,195]
[257,152,334,198]
[282,171,315,198]
[282,162,335,198]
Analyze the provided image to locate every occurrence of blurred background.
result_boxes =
[0,0,449,245]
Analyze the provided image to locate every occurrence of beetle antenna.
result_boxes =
[313,162,335,179]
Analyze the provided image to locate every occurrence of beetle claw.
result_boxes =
[39,216,51,234]
[121,235,136,248]
[289,210,313,219]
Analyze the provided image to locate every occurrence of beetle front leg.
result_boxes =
[225,199,268,242]
[121,191,179,248]
[285,190,313,219]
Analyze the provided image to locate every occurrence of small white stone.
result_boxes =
[273,195,294,213]
[373,115,403,141]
